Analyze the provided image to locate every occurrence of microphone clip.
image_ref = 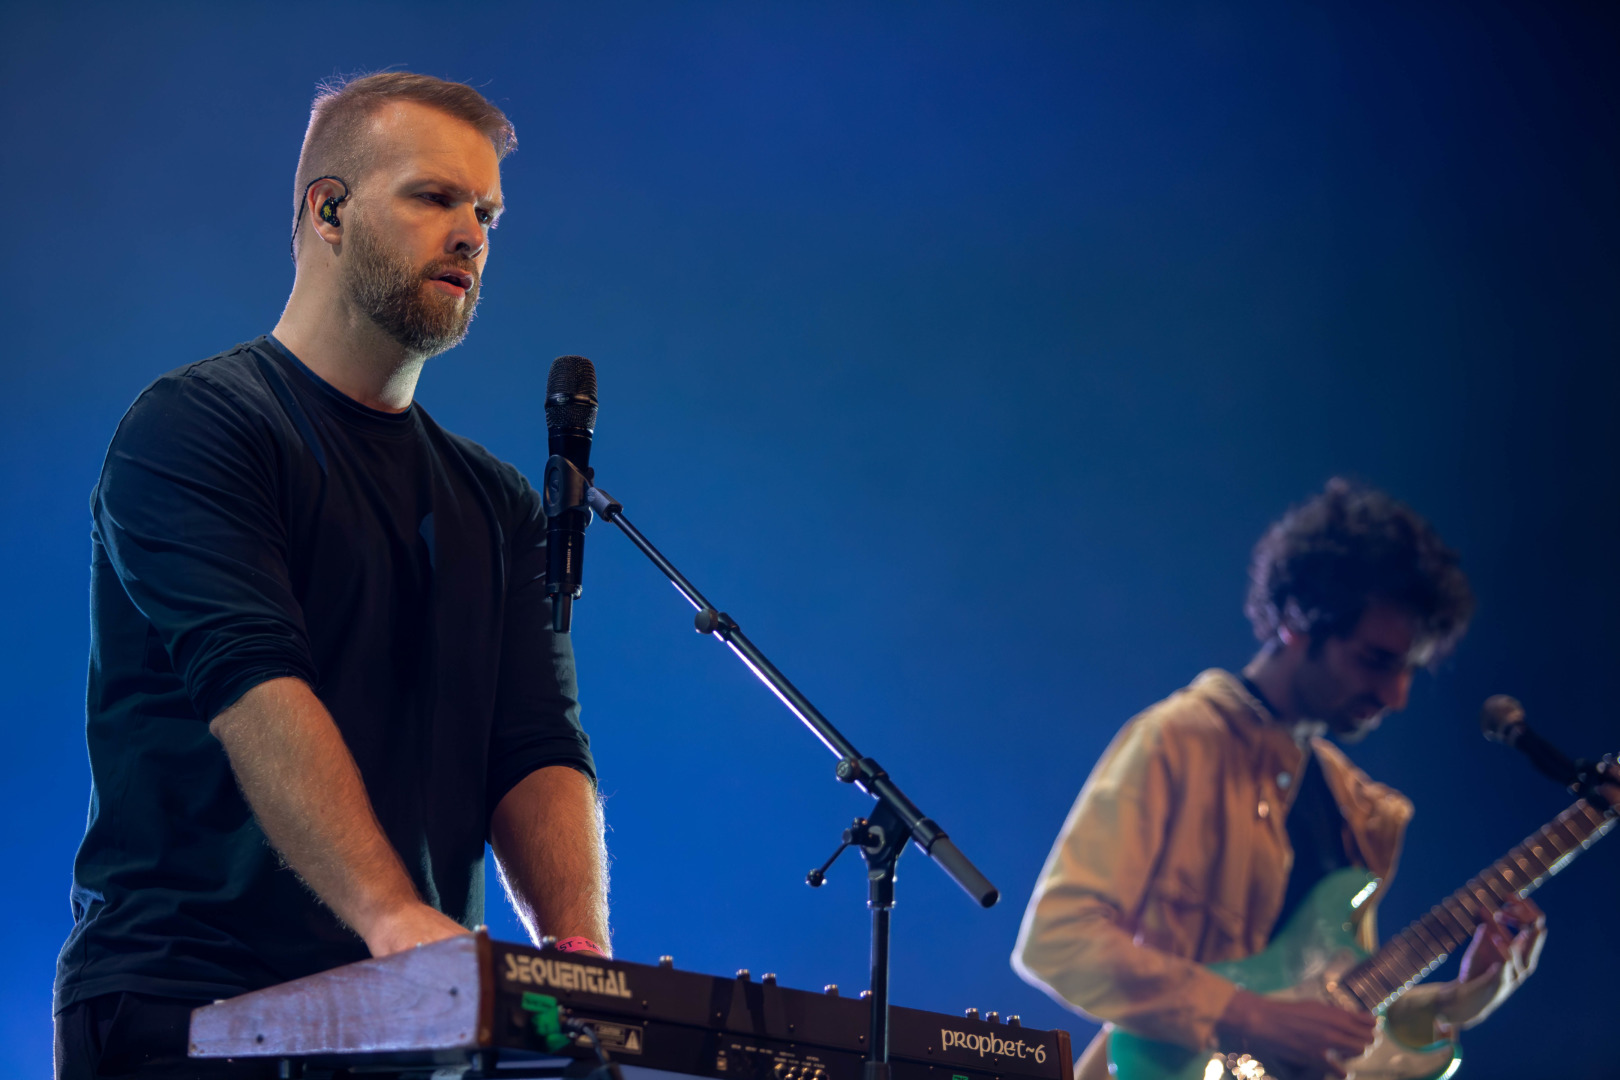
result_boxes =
[543,455,595,522]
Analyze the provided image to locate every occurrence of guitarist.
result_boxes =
[1012,479,1545,1079]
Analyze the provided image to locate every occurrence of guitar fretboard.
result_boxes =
[1342,797,1614,1013]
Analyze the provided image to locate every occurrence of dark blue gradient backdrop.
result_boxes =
[3,4,1617,1077]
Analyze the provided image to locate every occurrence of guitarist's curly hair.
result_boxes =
[1246,478,1474,663]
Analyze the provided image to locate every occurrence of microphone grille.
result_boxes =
[545,355,598,433]
[1480,694,1526,743]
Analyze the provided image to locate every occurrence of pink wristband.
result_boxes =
[553,935,604,955]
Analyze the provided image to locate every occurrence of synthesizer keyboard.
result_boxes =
[189,931,1073,1080]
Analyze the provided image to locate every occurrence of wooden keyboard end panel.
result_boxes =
[190,933,490,1058]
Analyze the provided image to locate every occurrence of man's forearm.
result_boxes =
[491,766,610,953]
[209,676,462,954]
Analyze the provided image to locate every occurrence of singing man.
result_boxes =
[1013,480,1545,1079]
[55,72,608,1078]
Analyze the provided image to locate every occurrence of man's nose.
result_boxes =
[448,207,486,258]
[1378,669,1413,712]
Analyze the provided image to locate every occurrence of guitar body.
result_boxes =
[1109,868,1460,1080]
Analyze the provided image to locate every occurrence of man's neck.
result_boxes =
[1241,644,1302,725]
[273,284,425,413]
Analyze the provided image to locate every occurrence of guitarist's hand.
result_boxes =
[1446,896,1546,1029]
[1216,988,1376,1079]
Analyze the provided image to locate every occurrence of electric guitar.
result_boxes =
[1109,793,1616,1080]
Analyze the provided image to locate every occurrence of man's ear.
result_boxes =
[1278,600,1311,653]
[305,177,349,249]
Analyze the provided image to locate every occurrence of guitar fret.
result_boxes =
[1450,889,1488,921]
[1406,919,1447,961]
[1545,819,1582,853]
[1575,801,1610,833]
[1390,937,1432,984]
[1480,867,1515,902]
[1436,898,1476,939]
[1347,969,1384,1011]
[1363,948,1398,984]
[1377,938,1419,986]
[1516,842,1548,876]
[1415,913,1456,955]
[1346,973,1379,1012]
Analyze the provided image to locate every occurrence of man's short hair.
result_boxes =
[1245,478,1474,660]
[290,71,516,256]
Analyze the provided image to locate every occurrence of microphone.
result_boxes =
[543,355,598,633]
[1481,694,1587,790]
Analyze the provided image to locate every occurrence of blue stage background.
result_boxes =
[3,3,1616,1076]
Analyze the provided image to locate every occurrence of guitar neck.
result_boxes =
[1342,796,1615,1013]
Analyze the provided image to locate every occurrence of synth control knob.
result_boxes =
[541,935,558,949]
[1007,1015,1022,1027]
[859,990,872,1001]
[763,973,778,985]
[964,1008,979,1020]
[824,984,839,996]
[987,1012,1000,1024]
[737,969,751,981]
[659,956,674,969]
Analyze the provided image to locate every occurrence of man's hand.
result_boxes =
[362,901,471,958]
[1216,988,1376,1079]
[1445,897,1545,1029]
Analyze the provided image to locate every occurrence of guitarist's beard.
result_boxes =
[1291,663,1388,743]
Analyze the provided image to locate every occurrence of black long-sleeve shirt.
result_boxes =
[55,335,594,1011]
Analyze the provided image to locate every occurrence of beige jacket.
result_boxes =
[1012,670,1413,1078]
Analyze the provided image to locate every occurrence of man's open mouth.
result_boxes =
[431,270,475,291]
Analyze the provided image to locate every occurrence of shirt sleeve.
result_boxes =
[485,473,596,822]
[1011,715,1237,1050]
[95,371,318,720]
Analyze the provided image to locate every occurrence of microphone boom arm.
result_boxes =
[582,483,997,1080]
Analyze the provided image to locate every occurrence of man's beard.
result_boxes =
[1292,662,1384,743]
[343,219,480,357]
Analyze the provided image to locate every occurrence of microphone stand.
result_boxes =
[564,474,998,1080]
